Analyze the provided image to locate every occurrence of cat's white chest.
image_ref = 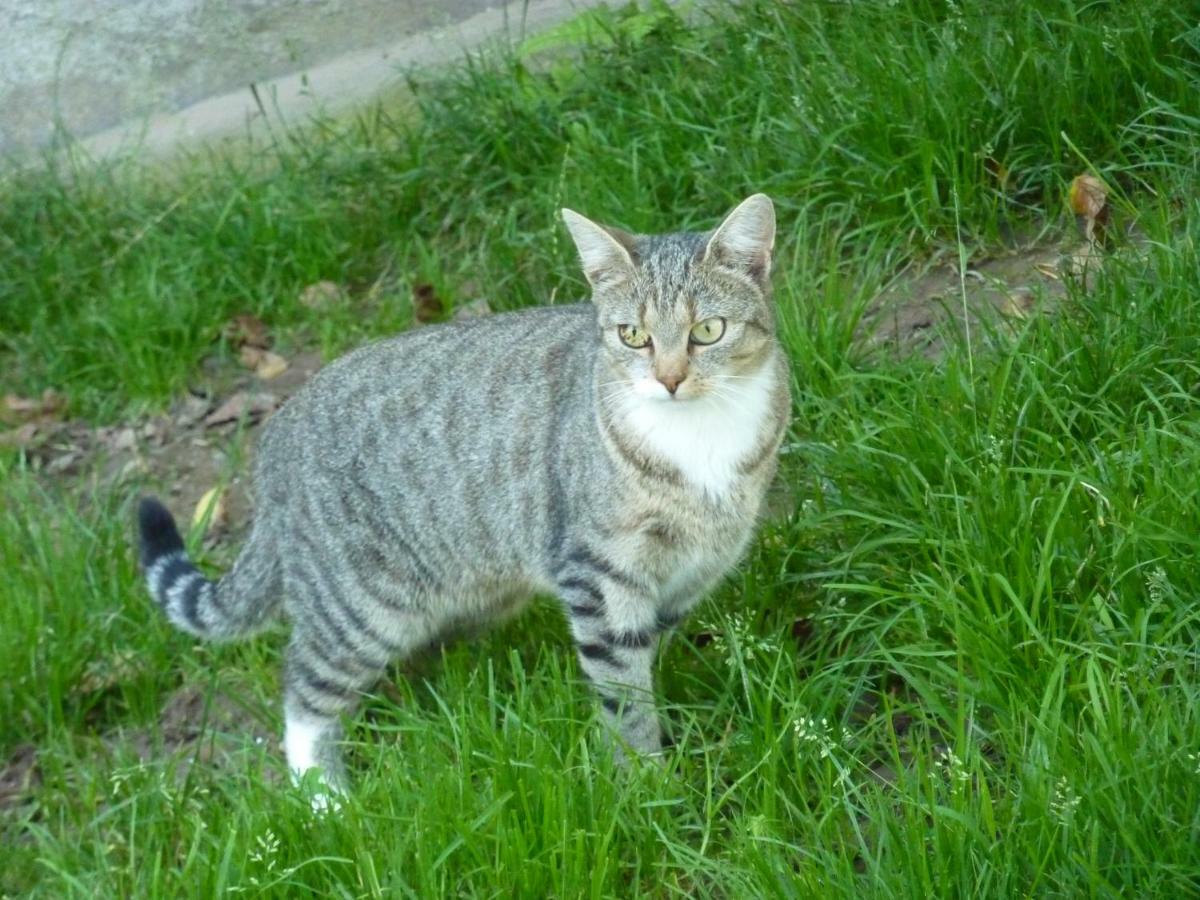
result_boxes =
[620,363,777,498]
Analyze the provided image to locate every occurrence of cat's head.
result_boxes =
[562,194,777,404]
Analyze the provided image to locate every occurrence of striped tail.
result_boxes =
[137,496,280,641]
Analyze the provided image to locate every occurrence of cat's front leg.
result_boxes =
[556,566,665,756]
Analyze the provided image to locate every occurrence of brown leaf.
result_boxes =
[174,394,213,429]
[203,391,278,428]
[3,388,65,423]
[790,617,814,646]
[239,345,265,369]
[0,743,40,811]
[1068,174,1111,244]
[412,283,445,324]
[223,313,271,350]
[253,350,289,380]
[1068,174,1107,218]
[983,156,1009,190]
[999,288,1036,320]
[298,280,345,309]
[76,649,143,694]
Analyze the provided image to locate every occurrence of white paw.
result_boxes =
[291,766,345,814]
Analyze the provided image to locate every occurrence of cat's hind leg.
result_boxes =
[283,603,432,808]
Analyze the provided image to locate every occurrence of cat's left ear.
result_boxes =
[702,193,775,287]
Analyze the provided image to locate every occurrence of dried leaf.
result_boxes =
[412,283,445,324]
[203,391,278,428]
[298,280,345,309]
[223,313,271,350]
[999,288,1036,320]
[1068,174,1111,244]
[3,388,65,422]
[0,743,40,811]
[1034,262,1061,281]
[174,394,212,428]
[790,617,814,646]
[76,649,142,694]
[192,486,228,533]
[1068,174,1107,219]
[107,427,138,453]
[239,345,265,369]
[253,350,289,380]
[45,448,83,475]
[983,156,1009,190]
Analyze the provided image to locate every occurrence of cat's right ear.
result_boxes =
[562,209,637,292]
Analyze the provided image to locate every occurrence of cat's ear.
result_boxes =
[562,209,637,291]
[702,194,775,286]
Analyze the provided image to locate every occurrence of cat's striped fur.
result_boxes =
[139,194,790,796]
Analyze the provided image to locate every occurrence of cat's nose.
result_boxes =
[658,373,686,395]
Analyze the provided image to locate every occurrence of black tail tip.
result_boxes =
[137,496,185,567]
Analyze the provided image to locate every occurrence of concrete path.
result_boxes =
[2,0,609,163]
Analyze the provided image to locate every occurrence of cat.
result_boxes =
[137,193,791,799]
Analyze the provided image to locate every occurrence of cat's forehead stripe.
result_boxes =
[639,232,706,314]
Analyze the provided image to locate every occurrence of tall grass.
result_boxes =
[2,1,1198,896]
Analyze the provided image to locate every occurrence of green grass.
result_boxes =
[3,0,1200,896]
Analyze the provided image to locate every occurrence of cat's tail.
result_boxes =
[137,496,281,641]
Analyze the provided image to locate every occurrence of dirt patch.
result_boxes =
[10,349,324,550]
[0,679,279,817]
[855,240,1075,361]
[0,743,40,815]
[107,680,280,783]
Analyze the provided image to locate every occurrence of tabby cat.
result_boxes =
[138,193,790,797]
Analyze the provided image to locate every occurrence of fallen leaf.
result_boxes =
[76,649,143,694]
[140,417,169,446]
[1068,174,1111,245]
[1034,262,1061,281]
[253,350,289,380]
[45,448,83,475]
[174,394,212,428]
[999,288,1036,319]
[0,743,40,811]
[790,617,814,646]
[412,283,445,324]
[223,313,271,350]
[203,391,278,428]
[192,486,228,533]
[3,388,65,423]
[239,345,266,369]
[107,426,138,453]
[983,156,1009,190]
[298,280,345,309]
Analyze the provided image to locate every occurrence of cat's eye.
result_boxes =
[618,324,652,349]
[689,317,726,346]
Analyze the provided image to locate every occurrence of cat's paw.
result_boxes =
[292,766,346,815]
